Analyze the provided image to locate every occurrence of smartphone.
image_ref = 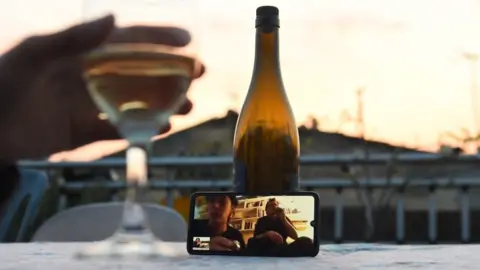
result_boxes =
[187,191,320,257]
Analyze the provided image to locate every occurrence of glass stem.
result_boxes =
[118,145,150,234]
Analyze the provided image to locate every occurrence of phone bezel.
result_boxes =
[186,191,320,257]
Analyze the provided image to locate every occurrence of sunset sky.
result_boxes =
[3,0,480,159]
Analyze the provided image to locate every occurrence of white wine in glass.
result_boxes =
[85,44,196,142]
[76,0,199,260]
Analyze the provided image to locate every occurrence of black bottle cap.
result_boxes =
[256,6,279,16]
[255,6,279,28]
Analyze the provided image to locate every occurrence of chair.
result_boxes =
[31,202,187,242]
[0,169,50,242]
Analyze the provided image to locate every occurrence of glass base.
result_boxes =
[74,230,184,260]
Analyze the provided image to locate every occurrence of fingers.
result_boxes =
[16,15,115,64]
[10,16,204,78]
[193,61,206,79]
[107,26,205,79]
[158,99,193,134]
[177,99,193,115]
[107,26,191,47]
[159,123,172,134]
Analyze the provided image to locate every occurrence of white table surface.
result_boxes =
[0,242,477,270]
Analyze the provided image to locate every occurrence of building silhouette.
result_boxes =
[107,110,480,210]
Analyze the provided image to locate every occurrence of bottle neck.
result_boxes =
[253,26,281,74]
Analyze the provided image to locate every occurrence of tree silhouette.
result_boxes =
[305,115,319,130]
[440,128,478,152]
[337,109,354,132]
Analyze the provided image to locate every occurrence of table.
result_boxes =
[1,242,477,269]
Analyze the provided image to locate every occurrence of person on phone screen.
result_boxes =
[191,195,246,252]
[248,198,315,256]
[193,238,202,248]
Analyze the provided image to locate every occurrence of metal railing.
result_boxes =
[18,152,480,244]
[18,152,480,169]
[49,177,476,244]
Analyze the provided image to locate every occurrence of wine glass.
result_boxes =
[75,0,199,260]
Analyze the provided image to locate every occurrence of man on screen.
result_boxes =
[248,198,315,256]
[193,238,202,248]
[191,195,246,252]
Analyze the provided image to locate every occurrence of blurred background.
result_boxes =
[4,0,480,244]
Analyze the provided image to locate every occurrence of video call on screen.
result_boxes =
[190,195,317,257]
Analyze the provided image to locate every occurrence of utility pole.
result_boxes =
[463,52,480,150]
[354,87,375,241]
[356,87,366,139]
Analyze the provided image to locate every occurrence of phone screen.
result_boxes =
[188,193,319,257]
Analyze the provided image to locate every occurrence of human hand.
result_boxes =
[209,236,239,251]
[262,230,283,244]
[275,207,286,219]
[0,15,205,161]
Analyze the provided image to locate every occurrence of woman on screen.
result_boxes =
[191,195,246,252]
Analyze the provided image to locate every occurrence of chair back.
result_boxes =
[31,202,187,242]
[0,169,49,242]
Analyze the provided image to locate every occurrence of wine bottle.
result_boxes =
[233,6,300,193]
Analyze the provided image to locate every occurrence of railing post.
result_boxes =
[396,186,405,244]
[428,185,437,244]
[109,169,121,202]
[334,187,343,243]
[49,170,67,212]
[460,185,470,244]
[364,186,375,243]
[165,170,176,208]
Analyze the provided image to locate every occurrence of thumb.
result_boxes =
[15,15,115,63]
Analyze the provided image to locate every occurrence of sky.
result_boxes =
[3,0,480,159]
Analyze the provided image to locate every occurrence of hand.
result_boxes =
[275,207,286,219]
[0,15,205,161]
[262,230,283,244]
[209,236,239,251]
